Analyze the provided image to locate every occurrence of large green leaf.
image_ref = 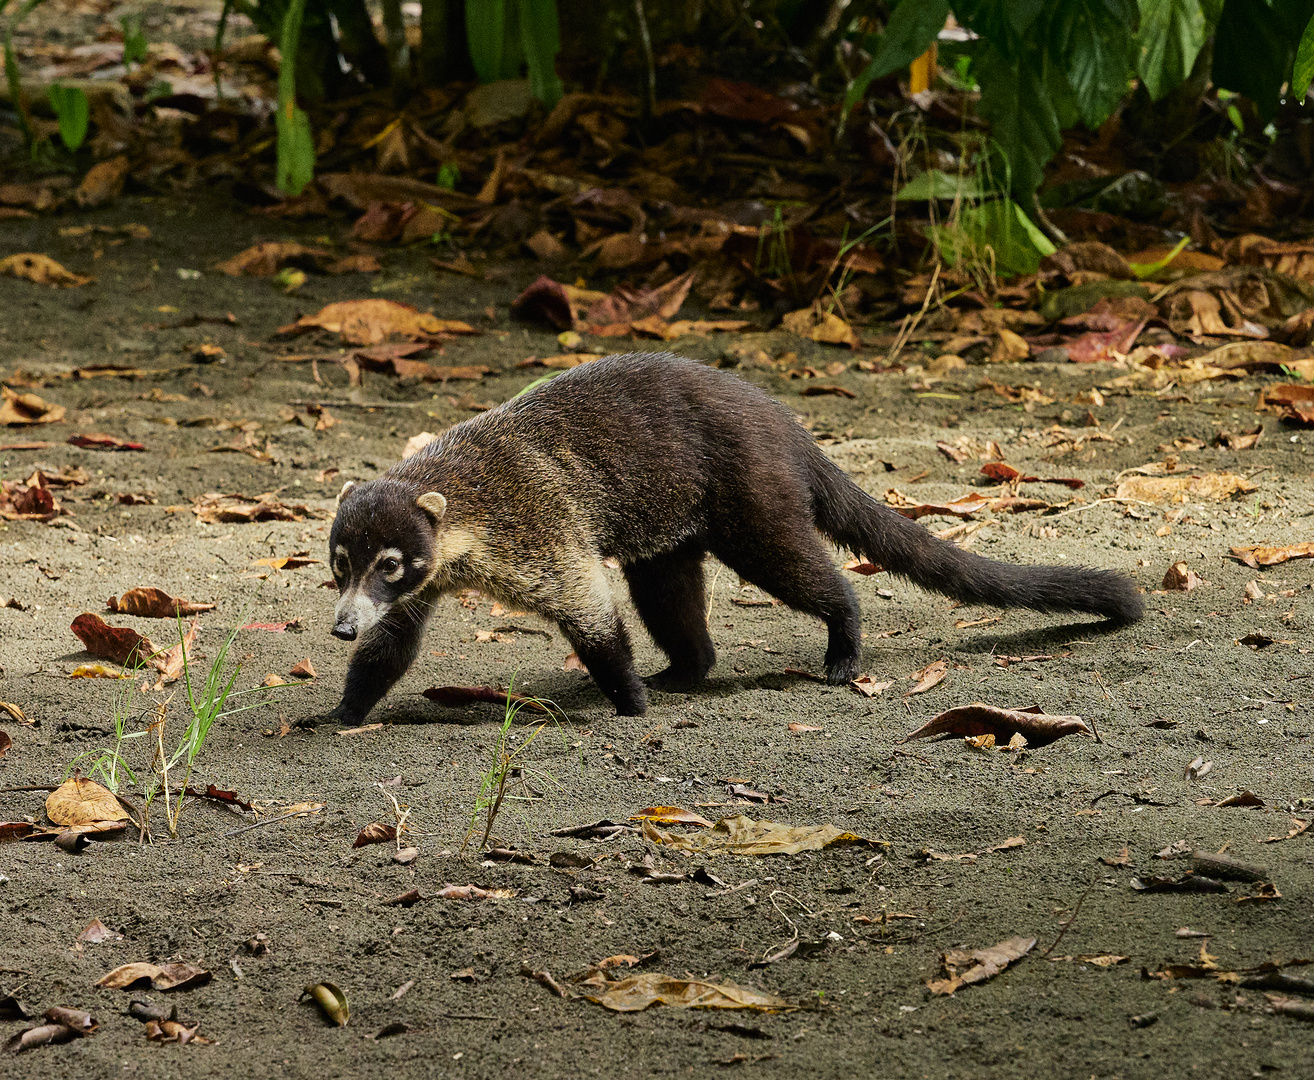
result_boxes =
[1136,0,1212,100]
[925,197,1055,277]
[842,0,949,114]
[466,0,507,85]
[1052,0,1136,128]
[275,0,315,195]
[47,82,89,150]
[1214,0,1314,119]
[974,41,1061,200]
[1293,10,1314,98]
[518,0,561,108]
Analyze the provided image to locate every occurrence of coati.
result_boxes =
[326,353,1142,723]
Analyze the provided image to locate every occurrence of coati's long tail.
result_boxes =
[805,449,1144,624]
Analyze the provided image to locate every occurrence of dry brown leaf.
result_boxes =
[906,659,948,696]
[990,328,1031,363]
[1161,561,1202,591]
[192,492,325,524]
[927,936,1036,995]
[1230,541,1314,569]
[579,973,789,1013]
[780,305,859,348]
[217,242,336,276]
[278,299,477,345]
[850,675,894,697]
[76,918,120,944]
[903,703,1091,748]
[1257,383,1314,425]
[99,961,210,998]
[402,431,439,459]
[0,253,91,287]
[1260,818,1311,844]
[289,658,317,679]
[641,815,885,857]
[433,883,516,900]
[75,155,130,208]
[0,386,66,425]
[629,806,714,828]
[884,489,990,520]
[46,777,128,826]
[106,588,215,618]
[1114,472,1256,504]
[352,822,397,848]
[69,613,158,668]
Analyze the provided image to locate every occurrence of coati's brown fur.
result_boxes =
[326,353,1142,722]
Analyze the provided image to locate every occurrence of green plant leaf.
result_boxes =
[1136,0,1212,100]
[47,82,89,150]
[518,0,561,108]
[974,41,1061,201]
[466,0,506,84]
[276,0,315,195]
[842,0,949,114]
[120,14,148,64]
[926,199,1053,278]
[894,169,984,201]
[1052,0,1136,129]
[1294,11,1314,98]
[1213,0,1314,120]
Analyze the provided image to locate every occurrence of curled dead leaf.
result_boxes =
[278,299,477,345]
[928,936,1036,995]
[629,806,714,828]
[578,973,789,1013]
[303,982,349,1027]
[352,822,397,848]
[0,253,91,287]
[903,703,1091,748]
[96,962,211,992]
[107,588,215,617]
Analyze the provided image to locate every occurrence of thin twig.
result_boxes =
[1042,877,1097,958]
[1046,497,1160,520]
[223,809,318,838]
[0,784,57,793]
[887,263,940,365]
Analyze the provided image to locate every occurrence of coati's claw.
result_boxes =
[824,656,862,685]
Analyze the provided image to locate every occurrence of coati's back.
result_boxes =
[390,353,806,560]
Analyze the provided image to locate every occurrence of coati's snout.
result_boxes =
[327,479,446,642]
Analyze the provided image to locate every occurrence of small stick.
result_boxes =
[1042,877,1096,958]
[887,262,941,365]
[0,784,58,793]
[223,809,318,838]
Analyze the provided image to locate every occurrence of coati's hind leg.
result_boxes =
[623,548,716,691]
[543,560,647,716]
[712,528,862,685]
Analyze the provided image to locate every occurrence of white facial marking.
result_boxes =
[335,588,386,636]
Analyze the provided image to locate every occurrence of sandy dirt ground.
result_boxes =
[0,192,1311,1078]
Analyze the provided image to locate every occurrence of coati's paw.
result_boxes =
[648,665,709,693]
[823,655,861,685]
[297,703,361,729]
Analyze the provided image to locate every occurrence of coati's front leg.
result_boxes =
[333,597,433,724]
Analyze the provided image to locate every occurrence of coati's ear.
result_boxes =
[336,480,358,505]
[416,491,447,522]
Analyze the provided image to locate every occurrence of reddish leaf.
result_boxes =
[70,613,158,667]
[67,434,146,451]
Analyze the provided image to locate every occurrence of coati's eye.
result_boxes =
[380,556,402,576]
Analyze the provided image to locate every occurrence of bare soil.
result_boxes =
[1,191,1311,1078]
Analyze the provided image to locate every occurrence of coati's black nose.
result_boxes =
[332,622,357,641]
